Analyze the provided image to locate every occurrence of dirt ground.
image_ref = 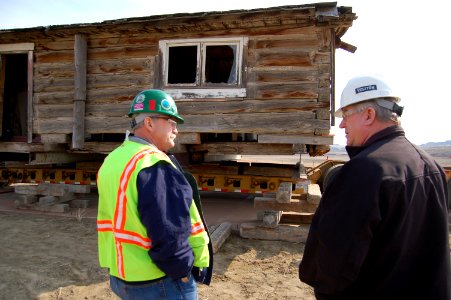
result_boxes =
[0,192,316,300]
[1,151,450,300]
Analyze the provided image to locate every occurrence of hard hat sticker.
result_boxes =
[161,99,172,111]
[355,85,377,94]
[149,100,156,111]
[135,94,146,103]
[133,103,144,111]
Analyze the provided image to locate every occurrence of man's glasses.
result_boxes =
[151,116,178,129]
[341,106,367,120]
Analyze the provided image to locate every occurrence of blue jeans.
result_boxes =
[110,275,197,300]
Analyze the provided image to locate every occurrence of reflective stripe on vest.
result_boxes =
[97,148,206,278]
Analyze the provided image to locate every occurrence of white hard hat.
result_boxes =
[335,74,401,117]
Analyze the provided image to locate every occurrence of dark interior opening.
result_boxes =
[89,133,125,142]
[168,45,198,84]
[205,45,236,84]
[1,54,28,141]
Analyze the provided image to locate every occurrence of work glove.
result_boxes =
[191,266,208,283]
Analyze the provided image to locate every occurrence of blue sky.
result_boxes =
[1,0,450,145]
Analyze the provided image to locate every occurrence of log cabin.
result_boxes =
[0,2,356,176]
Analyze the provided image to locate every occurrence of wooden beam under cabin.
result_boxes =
[72,34,87,150]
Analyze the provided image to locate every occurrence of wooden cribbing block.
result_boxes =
[15,183,68,196]
[240,222,310,243]
[306,184,321,205]
[262,210,282,228]
[38,196,58,206]
[276,182,292,203]
[14,183,90,196]
[210,222,232,253]
[254,197,318,213]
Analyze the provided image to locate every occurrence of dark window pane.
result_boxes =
[168,46,197,84]
[205,45,237,84]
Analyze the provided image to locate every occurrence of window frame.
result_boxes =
[159,37,247,99]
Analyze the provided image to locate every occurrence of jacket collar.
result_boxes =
[345,125,405,159]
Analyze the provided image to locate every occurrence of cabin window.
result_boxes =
[159,37,247,98]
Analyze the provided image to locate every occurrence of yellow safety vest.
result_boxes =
[97,140,210,281]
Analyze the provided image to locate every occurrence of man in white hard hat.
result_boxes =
[299,74,450,299]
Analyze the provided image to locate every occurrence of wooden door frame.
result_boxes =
[0,43,34,143]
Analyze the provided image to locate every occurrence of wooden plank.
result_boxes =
[181,112,327,134]
[252,71,323,84]
[27,50,33,143]
[316,109,331,120]
[35,58,153,79]
[210,222,232,253]
[72,34,87,150]
[88,57,154,75]
[36,112,329,135]
[258,134,333,145]
[254,197,318,213]
[33,86,137,104]
[0,43,34,52]
[88,46,156,60]
[35,50,74,64]
[249,50,314,68]
[189,143,303,155]
[79,142,120,154]
[33,73,151,93]
[40,134,69,144]
[249,36,320,50]
[175,132,201,144]
[253,83,319,99]
[35,104,73,118]
[33,77,74,93]
[240,222,310,243]
[88,73,152,89]
[177,99,328,115]
[166,88,246,99]
[0,142,66,153]
[0,54,5,136]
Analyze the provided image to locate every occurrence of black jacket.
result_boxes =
[299,126,450,300]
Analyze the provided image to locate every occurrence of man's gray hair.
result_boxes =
[130,113,162,131]
[354,98,401,125]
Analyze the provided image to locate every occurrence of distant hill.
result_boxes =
[328,141,451,167]
[330,140,451,156]
[331,140,451,150]
[330,144,346,153]
[420,140,451,148]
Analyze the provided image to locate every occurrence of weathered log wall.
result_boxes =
[0,4,356,159]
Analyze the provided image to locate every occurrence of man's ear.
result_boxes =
[365,107,377,125]
[144,117,154,130]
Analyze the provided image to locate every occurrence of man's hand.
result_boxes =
[191,266,207,283]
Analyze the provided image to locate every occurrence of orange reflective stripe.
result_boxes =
[100,148,160,278]
[97,220,113,232]
[191,221,205,235]
[97,221,153,249]
[116,241,124,278]
[115,230,152,249]
[115,149,156,230]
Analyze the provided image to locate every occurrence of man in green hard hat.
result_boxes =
[96,89,212,299]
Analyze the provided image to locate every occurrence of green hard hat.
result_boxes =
[128,89,184,124]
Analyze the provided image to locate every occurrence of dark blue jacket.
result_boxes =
[299,126,450,299]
